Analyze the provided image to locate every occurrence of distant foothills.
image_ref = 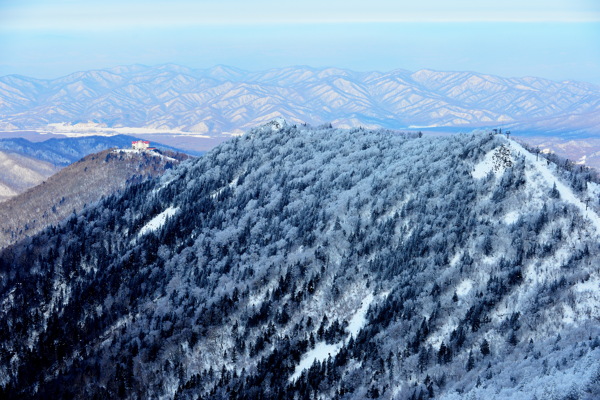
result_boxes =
[1,64,599,140]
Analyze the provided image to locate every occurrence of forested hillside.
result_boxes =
[0,123,599,399]
[0,148,189,248]
[0,135,192,167]
[0,135,196,203]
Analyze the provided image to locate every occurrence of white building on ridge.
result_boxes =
[132,140,151,150]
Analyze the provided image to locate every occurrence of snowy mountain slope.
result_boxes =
[0,150,59,202]
[0,124,599,399]
[0,134,193,203]
[1,64,599,136]
[0,148,190,249]
[519,134,600,171]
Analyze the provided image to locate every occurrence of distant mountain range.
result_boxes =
[1,64,599,137]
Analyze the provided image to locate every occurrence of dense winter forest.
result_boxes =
[0,122,599,399]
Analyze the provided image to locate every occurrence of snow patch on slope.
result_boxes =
[427,319,459,349]
[347,293,374,338]
[138,206,179,236]
[210,174,241,199]
[112,148,177,162]
[503,210,520,224]
[290,292,375,381]
[574,276,600,293]
[0,183,18,200]
[456,279,473,297]
[289,341,342,381]
[472,149,496,179]
[472,144,513,179]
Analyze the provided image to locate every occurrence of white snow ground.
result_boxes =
[289,293,375,381]
[346,293,374,338]
[471,148,498,179]
[507,139,600,235]
[473,138,600,236]
[138,207,179,236]
[289,341,342,381]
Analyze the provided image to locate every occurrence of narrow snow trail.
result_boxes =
[346,293,373,338]
[507,140,600,235]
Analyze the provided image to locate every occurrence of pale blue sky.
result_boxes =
[1,0,599,83]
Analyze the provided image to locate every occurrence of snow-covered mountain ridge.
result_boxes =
[1,64,599,136]
[0,124,599,399]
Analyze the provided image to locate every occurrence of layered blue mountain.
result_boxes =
[1,123,599,398]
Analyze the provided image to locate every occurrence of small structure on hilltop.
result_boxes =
[132,140,154,151]
[489,128,512,139]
